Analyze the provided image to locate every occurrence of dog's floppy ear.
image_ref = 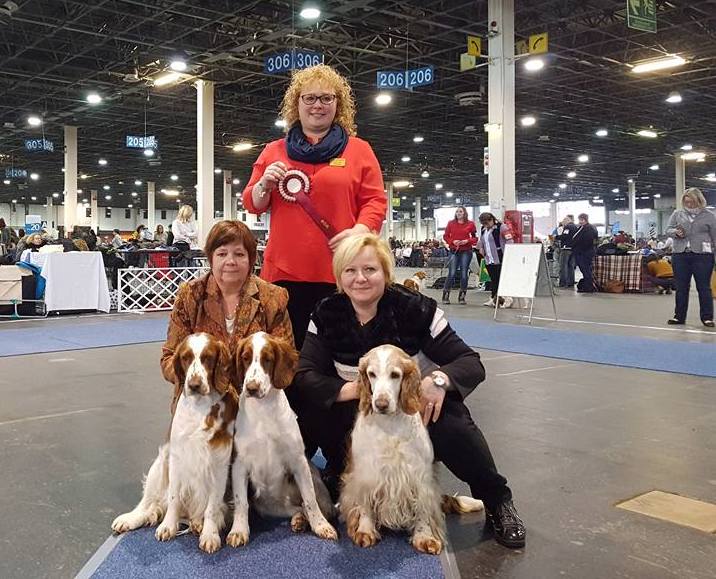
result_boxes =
[271,339,298,390]
[398,354,421,415]
[172,338,188,390]
[234,337,251,392]
[212,339,237,400]
[357,354,373,415]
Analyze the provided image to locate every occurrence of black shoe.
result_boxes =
[442,290,450,305]
[458,290,466,305]
[703,320,715,328]
[667,318,685,325]
[485,499,526,548]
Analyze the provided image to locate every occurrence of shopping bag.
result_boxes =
[479,259,491,282]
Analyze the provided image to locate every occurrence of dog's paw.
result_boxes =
[146,505,164,526]
[155,522,176,542]
[226,528,249,548]
[290,512,308,533]
[111,512,143,534]
[412,534,442,555]
[353,530,379,548]
[199,531,221,554]
[314,521,338,541]
[189,519,204,535]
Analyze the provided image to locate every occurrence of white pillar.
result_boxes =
[223,169,233,220]
[63,125,78,235]
[196,80,215,244]
[549,200,558,232]
[386,183,394,239]
[147,181,156,233]
[46,196,54,229]
[675,156,685,210]
[90,189,98,232]
[628,180,637,237]
[487,0,516,217]
[415,197,422,241]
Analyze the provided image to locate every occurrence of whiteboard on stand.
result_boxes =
[496,243,544,298]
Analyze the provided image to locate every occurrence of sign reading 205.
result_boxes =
[376,66,435,90]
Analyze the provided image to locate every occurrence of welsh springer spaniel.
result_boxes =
[227,331,337,547]
[111,333,238,554]
[403,270,428,293]
[340,344,483,555]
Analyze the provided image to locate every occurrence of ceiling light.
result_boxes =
[134,180,142,186]
[232,142,253,152]
[162,189,180,196]
[77,189,82,194]
[27,115,42,126]
[401,196,407,200]
[214,168,221,174]
[421,170,430,178]
[11,199,17,203]
[665,92,682,104]
[375,93,392,106]
[30,173,39,180]
[524,58,544,72]
[31,196,37,201]
[2,179,10,185]
[549,199,556,204]
[445,191,454,197]
[577,154,589,163]
[401,156,411,162]
[274,119,287,128]
[612,188,619,193]
[637,129,658,138]
[631,55,686,74]
[553,192,560,197]
[98,158,108,165]
[131,192,138,197]
[595,129,608,137]
[649,164,660,170]
[232,178,240,185]
[153,72,182,87]
[52,193,59,198]
[170,59,187,72]
[520,116,536,127]
[81,198,88,203]
[170,174,179,181]
[128,204,133,208]
[680,144,693,151]
[104,195,111,200]
[627,178,634,183]
[392,180,410,188]
[61,168,65,172]
[592,196,600,201]
[300,6,321,19]
[681,151,706,161]
[86,93,102,105]
[80,174,88,179]
[567,171,576,178]
[103,185,110,190]
[413,135,424,143]
[558,183,566,189]
[143,148,155,157]
[654,194,662,198]
[435,183,443,190]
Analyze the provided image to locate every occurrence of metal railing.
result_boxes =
[117,266,209,312]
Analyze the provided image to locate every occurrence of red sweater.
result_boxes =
[243,136,386,283]
[443,220,477,252]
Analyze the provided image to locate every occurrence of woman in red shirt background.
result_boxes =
[442,206,477,305]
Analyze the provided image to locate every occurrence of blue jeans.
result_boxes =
[559,248,575,286]
[671,252,715,322]
[445,250,472,291]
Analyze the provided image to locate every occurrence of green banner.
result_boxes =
[627,0,656,33]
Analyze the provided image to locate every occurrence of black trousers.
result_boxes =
[297,393,512,509]
[273,280,336,350]
[485,264,502,300]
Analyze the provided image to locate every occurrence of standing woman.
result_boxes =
[154,224,168,245]
[442,206,477,305]
[242,64,386,350]
[172,205,199,249]
[476,212,514,307]
[665,188,716,327]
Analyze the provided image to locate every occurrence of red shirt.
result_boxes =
[243,136,386,283]
[443,220,477,252]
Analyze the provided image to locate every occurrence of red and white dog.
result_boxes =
[111,333,238,553]
[403,270,428,293]
[227,331,337,547]
[340,345,483,555]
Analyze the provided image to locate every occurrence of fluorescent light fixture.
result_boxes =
[520,116,536,127]
[86,93,102,105]
[128,204,133,208]
[567,171,576,178]
[375,93,392,106]
[52,193,59,198]
[392,180,410,188]
[421,170,430,178]
[80,174,88,179]
[631,55,686,74]
[707,173,716,178]
[628,178,634,183]
[681,151,705,161]
[81,198,88,203]
[637,129,658,138]
[577,154,589,163]
[153,72,182,87]
[592,196,600,200]
[553,192,560,197]
[134,180,142,186]
[435,183,443,190]
[131,192,138,197]
[11,199,17,203]
[170,174,179,181]
[654,194,662,198]
[104,195,112,200]
[558,183,566,189]
[401,156,411,162]
[232,142,253,152]
[27,115,42,126]
[445,191,454,197]
[274,119,287,128]
[649,164,660,170]
[524,58,544,72]
[704,175,716,182]
[595,129,608,137]
[639,196,650,200]
[98,158,108,165]
[143,148,155,157]
[2,179,10,185]
[162,189,180,196]
[300,6,320,19]
[30,173,39,180]
[77,189,82,194]
[665,92,682,104]
[31,196,37,201]
[680,144,693,151]
[612,188,619,193]
[170,59,187,72]
[62,168,65,172]
[401,196,407,200]
[232,178,240,185]
[103,185,110,190]
[413,135,424,143]
[214,168,222,174]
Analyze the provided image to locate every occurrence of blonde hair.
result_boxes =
[682,187,707,209]
[333,233,395,292]
[177,204,194,223]
[280,64,357,136]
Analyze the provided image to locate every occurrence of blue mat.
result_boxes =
[90,520,444,579]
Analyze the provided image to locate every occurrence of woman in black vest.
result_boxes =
[476,212,514,307]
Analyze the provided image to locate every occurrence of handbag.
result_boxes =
[603,279,625,293]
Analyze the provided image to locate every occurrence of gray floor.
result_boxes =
[1,276,715,578]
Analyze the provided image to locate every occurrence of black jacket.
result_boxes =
[294,284,485,409]
[556,222,578,249]
[571,223,598,252]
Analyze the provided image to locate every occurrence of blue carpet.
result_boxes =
[90,520,443,579]
[451,319,716,378]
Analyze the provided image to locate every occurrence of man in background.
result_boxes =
[572,213,599,293]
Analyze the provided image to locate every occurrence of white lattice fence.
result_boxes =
[118,267,209,312]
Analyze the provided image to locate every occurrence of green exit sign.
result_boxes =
[627,0,656,33]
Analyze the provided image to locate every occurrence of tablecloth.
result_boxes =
[593,253,648,292]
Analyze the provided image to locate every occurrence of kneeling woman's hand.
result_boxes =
[420,378,446,426]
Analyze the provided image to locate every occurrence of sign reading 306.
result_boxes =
[264,50,324,74]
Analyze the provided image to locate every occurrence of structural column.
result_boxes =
[90,190,98,232]
[386,183,394,239]
[147,181,156,233]
[223,169,233,220]
[196,80,215,244]
[628,179,637,238]
[487,0,516,216]
[63,125,78,235]
[674,156,685,210]
[46,196,54,229]
[415,196,422,241]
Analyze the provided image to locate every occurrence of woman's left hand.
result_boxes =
[420,377,446,426]
[329,223,370,252]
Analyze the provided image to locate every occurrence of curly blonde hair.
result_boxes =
[280,64,357,136]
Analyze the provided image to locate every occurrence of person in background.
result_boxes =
[172,205,199,249]
[571,213,598,293]
[442,206,477,305]
[242,64,386,351]
[557,215,577,287]
[154,224,168,245]
[134,224,153,242]
[476,212,514,308]
[111,228,124,249]
[18,228,25,239]
[86,228,98,251]
[165,223,174,247]
[0,217,18,255]
[646,254,674,295]
[665,187,716,327]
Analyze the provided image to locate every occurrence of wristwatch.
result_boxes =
[430,371,449,390]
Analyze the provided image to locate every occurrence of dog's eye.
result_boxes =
[390,371,401,380]
[367,371,376,379]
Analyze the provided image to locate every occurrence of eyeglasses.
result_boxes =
[300,93,337,105]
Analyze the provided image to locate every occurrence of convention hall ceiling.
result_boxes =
[1,0,715,212]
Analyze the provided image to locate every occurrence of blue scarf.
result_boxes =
[286,124,349,164]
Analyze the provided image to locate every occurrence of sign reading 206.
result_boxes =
[264,50,324,74]
[376,66,434,90]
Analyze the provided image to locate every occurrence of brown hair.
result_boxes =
[280,64,357,136]
[454,206,468,222]
[204,220,257,270]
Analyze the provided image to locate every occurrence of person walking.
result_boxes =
[571,213,598,293]
[442,206,477,305]
[476,212,514,307]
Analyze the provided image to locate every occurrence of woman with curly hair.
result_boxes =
[243,64,386,350]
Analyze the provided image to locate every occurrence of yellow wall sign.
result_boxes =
[529,33,548,54]
[467,36,481,57]
[460,53,477,71]
[515,39,529,56]
[391,197,400,207]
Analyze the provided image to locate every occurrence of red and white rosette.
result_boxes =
[278,169,310,202]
